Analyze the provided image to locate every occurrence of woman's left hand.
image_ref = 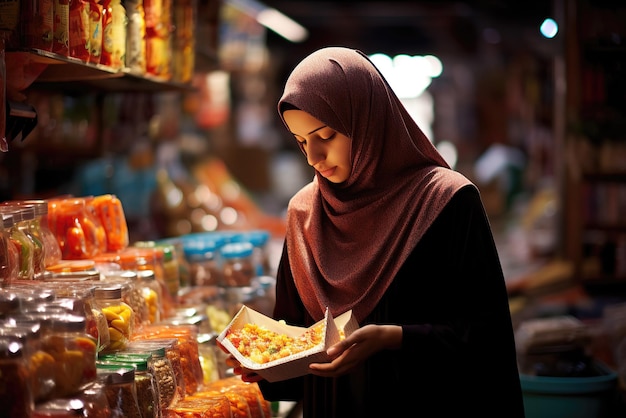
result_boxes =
[308,324,402,377]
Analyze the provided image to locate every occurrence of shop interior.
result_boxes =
[2,0,626,416]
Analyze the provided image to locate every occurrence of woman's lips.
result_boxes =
[318,167,336,177]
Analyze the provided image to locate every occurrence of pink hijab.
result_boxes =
[279,47,472,322]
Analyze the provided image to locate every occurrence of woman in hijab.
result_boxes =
[229,46,525,418]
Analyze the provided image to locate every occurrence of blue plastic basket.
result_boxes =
[520,362,618,418]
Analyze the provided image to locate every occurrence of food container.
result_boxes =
[96,365,143,418]
[90,194,129,252]
[1,208,35,280]
[136,269,163,325]
[42,314,98,398]
[0,337,34,417]
[217,305,359,382]
[123,344,181,410]
[221,242,255,287]
[165,393,232,418]
[203,376,270,418]
[97,355,160,418]
[135,324,205,394]
[94,284,134,353]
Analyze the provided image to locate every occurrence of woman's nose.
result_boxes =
[305,142,324,166]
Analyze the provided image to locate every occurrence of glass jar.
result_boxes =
[231,230,271,277]
[45,288,109,354]
[2,317,56,403]
[30,199,63,267]
[96,364,143,418]
[101,271,148,332]
[97,355,160,418]
[1,213,19,282]
[221,242,255,287]
[41,313,98,398]
[142,325,204,395]
[0,208,35,280]
[3,200,63,271]
[124,343,181,411]
[136,337,187,400]
[136,269,163,325]
[0,337,34,417]
[183,236,224,287]
[94,284,134,353]
[78,381,113,418]
[117,246,176,316]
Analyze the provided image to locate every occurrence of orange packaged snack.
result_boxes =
[91,194,129,252]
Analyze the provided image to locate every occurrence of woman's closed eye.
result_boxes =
[296,131,337,146]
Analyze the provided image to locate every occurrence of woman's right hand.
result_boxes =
[225,354,265,382]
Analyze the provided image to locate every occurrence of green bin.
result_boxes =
[520,362,618,418]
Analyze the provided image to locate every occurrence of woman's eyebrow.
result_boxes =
[289,125,327,136]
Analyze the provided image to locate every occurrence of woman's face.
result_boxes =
[283,109,352,183]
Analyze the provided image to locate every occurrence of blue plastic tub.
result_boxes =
[520,362,618,418]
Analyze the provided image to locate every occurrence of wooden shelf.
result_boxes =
[7,49,196,94]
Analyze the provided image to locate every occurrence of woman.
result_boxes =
[230,46,525,418]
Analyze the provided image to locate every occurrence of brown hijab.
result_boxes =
[279,47,472,322]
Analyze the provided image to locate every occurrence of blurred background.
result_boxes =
[3,0,626,416]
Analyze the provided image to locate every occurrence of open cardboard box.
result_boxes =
[217,305,359,382]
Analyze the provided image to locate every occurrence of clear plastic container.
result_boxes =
[3,200,63,270]
[94,284,134,353]
[124,343,181,411]
[1,316,56,402]
[136,269,163,325]
[221,242,255,287]
[41,313,98,398]
[1,213,19,282]
[0,208,35,280]
[96,364,143,418]
[0,337,33,417]
[101,271,149,332]
[166,393,231,418]
[97,355,160,418]
[184,237,224,287]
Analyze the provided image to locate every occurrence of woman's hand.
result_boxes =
[308,324,402,377]
[225,354,265,383]
[217,339,265,383]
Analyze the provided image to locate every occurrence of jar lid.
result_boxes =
[231,230,270,247]
[100,356,148,371]
[96,365,135,384]
[136,269,156,281]
[94,284,123,300]
[221,242,254,259]
[1,213,13,228]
